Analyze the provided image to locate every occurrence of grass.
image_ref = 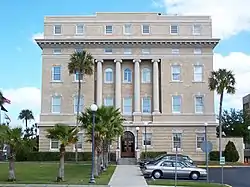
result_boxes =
[147,179,229,187]
[0,162,116,184]
[195,161,244,165]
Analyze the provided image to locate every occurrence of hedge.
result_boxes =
[209,151,223,161]
[140,151,167,159]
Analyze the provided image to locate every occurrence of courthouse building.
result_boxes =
[36,12,219,161]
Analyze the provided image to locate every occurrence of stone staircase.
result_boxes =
[117,157,137,165]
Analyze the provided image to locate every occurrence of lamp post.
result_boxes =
[136,127,139,150]
[89,103,98,184]
[174,134,178,187]
[204,122,209,182]
[143,121,152,160]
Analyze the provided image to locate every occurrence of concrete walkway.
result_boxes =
[108,165,148,187]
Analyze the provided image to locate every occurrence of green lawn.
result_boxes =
[195,161,244,165]
[0,162,116,184]
[147,179,229,187]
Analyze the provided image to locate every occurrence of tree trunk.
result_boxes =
[94,153,99,177]
[25,119,28,130]
[218,92,224,158]
[102,140,107,171]
[8,148,16,181]
[57,145,65,182]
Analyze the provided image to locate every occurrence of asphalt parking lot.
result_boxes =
[208,167,250,187]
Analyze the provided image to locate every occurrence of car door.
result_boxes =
[160,161,175,179]
[173,161,190,179]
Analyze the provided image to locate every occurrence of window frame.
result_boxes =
[193,24,201,35]
[123,68,132,83]
[193,65,203,82]
[195,95,204,114]
[104,68,113,83]
[170,24,178,35]
[53,24,62,35]
[172,133,182,150]
[104,96,114,106]
[74,72,84,82]
[124,24,132,35]
[76,133,84,149]
[142,24,150,34]
[142,97,151,114]
[76,24,84,35]
[194,48,202,55]
[123,97,132,115]
[171,65,181,81]
[51,95,61,113]
[51,66,61,82]
[50,139,59,150]
[141,68,151,83]
[142,48,150,54]
[172,95,181,113]
[142,132,152,146]
[73,95,84,114]
[104,48,113,54]
[124,48,132,55]
[105,25,113,34]
[196,133,205,149]
[53,48,62,55]
[172,48,180,55]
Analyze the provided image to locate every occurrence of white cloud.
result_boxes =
[0,87,41,128]
[213,52,250,111]
[155,0,250,39]
[31,32,44,43]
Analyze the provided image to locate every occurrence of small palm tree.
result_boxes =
[18,109,34,130]
[46,124,79,182]
[68,50,94,162]
[208,68,236,156]
[0,91,5,107]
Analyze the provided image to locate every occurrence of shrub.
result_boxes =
[209,151,226,161]
[140,151,167,159]
[224,141,239,162]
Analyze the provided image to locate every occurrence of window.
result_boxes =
[142,68,151,83]
[171,65,181,81]
[104,68,113,83]
[51,96,61,113]
[73,95,84,113]
[172,48,179,55]
[170,25,178,34]
[194,48,202,55]
[124,48,132,55]
[104,48,112,54]
[143,133,152,146]
[194,65,203,82]
[104,97,114,106]
[74,72,83,81]
[173,133,182,149]
[161,161,173,167]
[142,97,151,113]
[77,133,83,149]
[123,97,132,114]
[50,139,59,149]
[195,96,204,113]
[124,24,132,34]
[54,25,62,35]
[193,24,201,35]
[142,24,150,34]
[172,95,181,113]
[196,133,205,149]
[75,48,83,53]
[142,48,150,54]
[53,48,61,54]
[123,68,132,83]
[76,24,84,34]
[105,25,113,34]
[173,162,185,167]
[52,66,61,81]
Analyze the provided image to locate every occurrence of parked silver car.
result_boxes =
[142,159,207,180]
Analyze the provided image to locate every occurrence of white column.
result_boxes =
[114,59,122,111]
[96,59,103,106]
[152,59,160,114]
[133,59,141,114]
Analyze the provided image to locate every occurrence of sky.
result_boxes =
[0,0,250,128]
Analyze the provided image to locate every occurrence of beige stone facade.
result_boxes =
[36,12,219,161]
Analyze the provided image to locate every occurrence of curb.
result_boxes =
[0,185,110,187]
[197,165,233,168]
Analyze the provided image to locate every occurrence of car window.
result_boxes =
[161,161,173,167]
[154,154,165,160]
[173,162,185,167]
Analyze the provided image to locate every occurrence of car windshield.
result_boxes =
[154,154,165,161]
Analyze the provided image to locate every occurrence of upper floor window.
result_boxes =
[73,95,84,113]
[172,48,180,55]
[124,48,132,55]
[193,24,201,35]
[54,25,62,35]
[104,97,114,106]
[76,24,84,35]
[142,24,150,34]
[173,133,182,149]
[170,25,178,34]
[123,68,132,83]
[195,96,204,113]
[194,48,202,55]
[123,97,132,114]
[105,25,113,34]
[142,97,151,114]
[142,48,150,54]
[104,68,113,83]
[51,95,61,113]
[75,72,83,82]
[193,65,203,82]
[142,68,151,83]
[104,48,112,54]
[52,66,61,81]
[124,24,132,35]
[53,48,61,55]
[172,95,181,113]
[171,65,181,81]
[75,48,83,53]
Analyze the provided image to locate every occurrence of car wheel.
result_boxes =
[190,171,200,180]
[152,170,162,179]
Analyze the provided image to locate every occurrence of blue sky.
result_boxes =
[0,0,249,127]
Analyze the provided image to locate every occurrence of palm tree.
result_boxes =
[46,124,79,182]
[208,68,236,158]
[68,50,94,162]
[18,109,34,130]
[0,91,4,106]
[0,126,22,181]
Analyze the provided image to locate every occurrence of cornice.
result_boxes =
[35,38,220,49]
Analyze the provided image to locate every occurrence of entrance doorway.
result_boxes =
[121,131,135,158]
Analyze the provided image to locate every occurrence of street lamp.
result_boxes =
[136,127,140,150]
[89,103,98,184]
[204,122,209,182]
[144,121,152,160]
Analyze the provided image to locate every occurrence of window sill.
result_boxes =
[122,82,132,84]
[141,113,152,116]
[196,148,203,152]
[75,33,84,36]
[123,113,133,116]
[141,82,151,84]
[72,80,85,83]
[50,81,63,83]
[192,81,205,83]
[53,34,62,36]
[51,112,61,115]
[104,82,114,84]
[142,33,150,35]
[104,33,113,35]
[193,33,201,36]
[50,149,59,152]
[170,81,183,83]
[142,145,153,148]
[195,112,204,115]
[123,33,132,35]
[170,33,179,35]
[172,148,182,152]
[172,112,182,114]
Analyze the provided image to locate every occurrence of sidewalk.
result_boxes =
[108,165,148,187]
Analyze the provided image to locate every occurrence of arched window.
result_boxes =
[123,68,132,83]
[142,68,151,83]
[104,68,113,83]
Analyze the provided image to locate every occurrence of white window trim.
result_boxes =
[53,25,62,35]
[104,96,114,106]
[104,48,113,54]
[172,95,181,114]
[193,24,201,35]
[123,24,132,35]
[105,25,113,35]
[75,24,84,35]
[194,95,204,114]
[196,133,205,151]
[194,48,202,55]
[123,68,132,83]
[172,133,182,151]
[73,95,84,114]
[170,25,179,35]
[141,24,150,34]
[142,48,150,54]
[171,65,181,81]
[74,72,84,82]
[50,139,59,151]
[51,66,61,82]
[141,97,151,114]
[172,48,180,55]
[142,132,152,147]
[193,65,203,82]
[77,132,84,150]
[123,97,132,115]
[141,68,151,83]
[104,68,113,83]
[51,95,62,114]
[124,48,132,55]
[53,48,62,55]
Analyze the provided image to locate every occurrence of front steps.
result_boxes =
[117,157,137,165]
